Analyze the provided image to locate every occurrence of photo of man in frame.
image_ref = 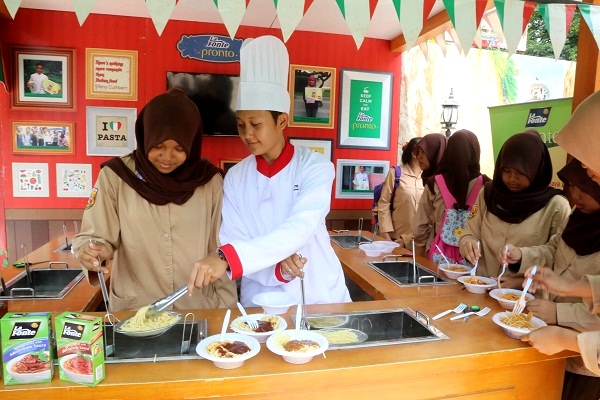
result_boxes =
[23,59,63,98]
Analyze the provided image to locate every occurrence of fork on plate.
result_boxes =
[432,303,467,320]
[513,265,537,315]
[236,302,258,330]
[450,306,491,321]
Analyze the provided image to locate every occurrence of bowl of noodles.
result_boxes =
[492,311,547,339]
[229,313,287,343]
[196,333,260,369]
[115,307,182,338]
[438,264,473,279]
[457,275,497,294]
[306,315,349,329]
[6,353,52,384]
[266,329,329,364]
[489,289,535,310]
[60,354,93,384]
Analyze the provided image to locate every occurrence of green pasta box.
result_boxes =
[1,312,54,385]
[55,312,105,386]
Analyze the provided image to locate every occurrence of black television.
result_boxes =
[166,72,239,136]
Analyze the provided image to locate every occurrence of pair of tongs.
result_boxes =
[146,284,188,318]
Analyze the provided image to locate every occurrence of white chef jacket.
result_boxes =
[219,142,351,307]
[353,172,370,190]
[29,73,47,94]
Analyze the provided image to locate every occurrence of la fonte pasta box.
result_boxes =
[1,312,54,385]
[55,311,105,386]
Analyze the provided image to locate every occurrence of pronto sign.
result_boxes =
[177,35,242,63]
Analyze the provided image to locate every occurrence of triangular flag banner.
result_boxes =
[0,46,7,92]
[442,0,488,55]
[474,28,483,49]
[72,0,97,26]
[538,3,576,60]
[419,41,429,60]
[448,28,464,55]
[392,0,436,50]
[579,4,600,51]
[146,0,177,36]
[494,0,536,56]
[483,9,505,46]
[4,0,22,19]
[435,33,447,56]
[335,0,374,49]
[214,0,248,39]
[274,0,305,42]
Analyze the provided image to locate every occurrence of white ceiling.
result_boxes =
[19,0,448,41]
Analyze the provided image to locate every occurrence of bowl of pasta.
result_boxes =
[489,289,535,310]
[457,276,497,294]
[196,333,260,369]
[60,354,94,384]
[115,308,182,338]
[266,329,329,364]
[6,353,52,384]
[252,292,296,315]
[438,264,472,279]
[492,311,547,339]
[229,313,287,343]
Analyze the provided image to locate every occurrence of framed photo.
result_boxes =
[338,69,393,150]
[335,159,389,199]
[86,48,138,101]
[12,46,75,110]
[12,121,74,155]
[86,106,137,156]
[288,64,336,129]
[220,159,242,175]
[12,162,50,198]
[56,163,93,198]
[289,137,333,162]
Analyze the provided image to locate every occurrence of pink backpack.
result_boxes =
[428,175,484,266]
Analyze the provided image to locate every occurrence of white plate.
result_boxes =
[115,311,182,338]
[266,329,329,364]
[314,328,368,346]
[457,276,497,294]
[196,333,260,369]
[306,315,350,329]
[59,354,94,384]
[6,353,52,384]
[229,314,287,343]
[492,311,547,339]
[438,264,472,279]
[489,288,535,310]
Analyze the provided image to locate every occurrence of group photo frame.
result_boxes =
[335,159,389,199]
[86,106,137,156]
[288,137,333,161]
[12,121,74,155]
[288,64,336,129]
[86,48,138,101]
[12,46,75,110]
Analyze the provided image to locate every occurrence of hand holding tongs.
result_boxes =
[146,284,188,318]
[89,237,110,313]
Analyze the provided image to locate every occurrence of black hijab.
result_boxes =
[558,158,600,256]
[484,130,562,223]
[102,88,221,205]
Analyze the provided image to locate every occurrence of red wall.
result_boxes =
[0,8,401,211]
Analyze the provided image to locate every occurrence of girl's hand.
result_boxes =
[498,244,521,265]
[280,254,307,278]
[76,241,109,273]
[526,299,557,325]
[459,238,480,265]
[521,326,579,355]
[188,254,228,294]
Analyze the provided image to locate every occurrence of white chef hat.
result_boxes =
[235,35,290,113]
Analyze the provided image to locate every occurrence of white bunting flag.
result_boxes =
[213,0,248,39]
[335,0,377,49]
[274,0,307,42]
[579,4,600,51]
[538,4,576,60]
[474,28,483,49]
[442,0,488,56]
[146,0,177,36]
[392,0,436,50]
[435,33,447,56]
[494,0,536,56]
[419,41,429,60]
[4,0,22,19]
[72,0,97,26]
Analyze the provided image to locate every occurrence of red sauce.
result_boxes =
[64,355,93,375]
[10,354,50,374]
[249,320,274,333]
[283,339,319,352]
[215,341,250,358]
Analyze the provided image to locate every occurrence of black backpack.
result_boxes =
[372,166,401,224]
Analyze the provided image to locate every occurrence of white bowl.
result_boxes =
[196,333,260,369]
[252,292,296,315]
[489,289,535,310]
[266,329,329,364]
[438,264,472,279]
[457,275,497,294]
[60,354,93,384]
[6,353,52,384]
[229,313,287,343]
[375,241,400,253]
[492,311,547,339]
[359,242,387,257]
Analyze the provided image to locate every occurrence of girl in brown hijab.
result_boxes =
[72,89,237,312]
[412,133,448,185]
[459,130,570,279]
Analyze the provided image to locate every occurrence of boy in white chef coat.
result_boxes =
[188,35,350,306]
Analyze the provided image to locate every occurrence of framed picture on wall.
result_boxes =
[219,159,242,175]
[86,48,138,101]
[288,64,336,129]
[12,162,50,198]
[86,106,137,156]
[12,121,75,155]
[335,159,389,199]
[11,46,75,110]
[337,69,393,150]
[56,163,93,198]
[289,137,333,161]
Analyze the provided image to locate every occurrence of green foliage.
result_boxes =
[491,51,519,104]
[524,9,580,61]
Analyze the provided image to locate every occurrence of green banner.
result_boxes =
[348,79,382,139]
[488,97,572,189]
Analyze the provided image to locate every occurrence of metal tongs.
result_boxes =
[146,284,188,318]
[89,237,110,313]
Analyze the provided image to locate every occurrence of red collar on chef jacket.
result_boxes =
[256,141,294,178]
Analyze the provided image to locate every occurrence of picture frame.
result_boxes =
[338,69,393,150]
[219,158,242,175]
[86,48,138,101]
[335,159,389,199]
[12,162,50,198]
[288,64,336,129]
[289,137,333,162]
[12,46,75,110]
[12,121,75,155]
[86,106,137,156]
[56,163,93,198]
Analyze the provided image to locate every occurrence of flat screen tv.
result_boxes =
[166,72,239,136]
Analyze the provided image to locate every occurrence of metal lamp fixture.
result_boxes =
[441,89,459,137]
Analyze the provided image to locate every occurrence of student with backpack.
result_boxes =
[376,138,423,249]
[412,130,489,263]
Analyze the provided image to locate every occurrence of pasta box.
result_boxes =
[55,312,105,386]
[1,312,54,385]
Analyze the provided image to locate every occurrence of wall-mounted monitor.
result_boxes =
[166,72,239,137]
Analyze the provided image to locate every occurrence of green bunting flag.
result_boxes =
[494,0,536,56]
[442,0,488,55]
[391,0,436,50]
[578,4,600,52]
[538,3,576,60]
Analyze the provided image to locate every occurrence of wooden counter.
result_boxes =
[1,235,104,313]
